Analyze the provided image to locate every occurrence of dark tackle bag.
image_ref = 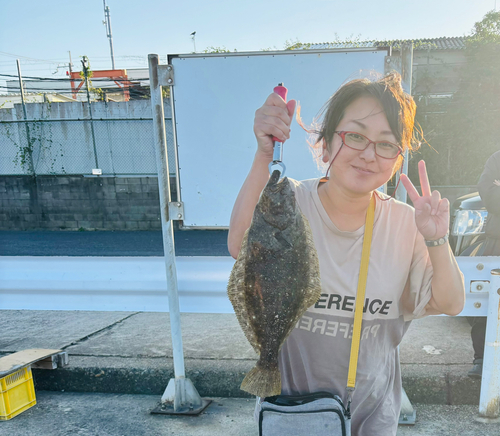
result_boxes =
[259,392,350,436]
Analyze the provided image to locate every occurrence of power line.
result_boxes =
[0,73,150,82]
[0,55,155,64]
[0,86,141,93]
[0,51,62,63]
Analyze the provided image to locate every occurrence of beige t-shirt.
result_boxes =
[257,177,434,436]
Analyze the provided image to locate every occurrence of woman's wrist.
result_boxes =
[425,232,449,247]
[254,149,273,164]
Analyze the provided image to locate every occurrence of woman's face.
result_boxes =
[323,95,400,196]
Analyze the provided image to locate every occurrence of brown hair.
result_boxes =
[297,72,421,173]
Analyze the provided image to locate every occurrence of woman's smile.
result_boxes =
[352,165,374,175]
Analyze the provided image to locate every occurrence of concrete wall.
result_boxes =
[0,99,174,176]
[0,175,476,231]
[412,49,467,95]
[0,175,168,231]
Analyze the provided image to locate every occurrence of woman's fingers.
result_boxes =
[256,105,291,129]
[430,190,441,215]
[262,93,292,124]
[253,94,296,159]
[438,197,449,214]
[399,174,420,204]
[254,102,292,155]
[287,100,297,119]
[255,109,290,140]
[401,164,448,239]
[418,160,432,197]
[257,121,289,142]
[254,95,294,141]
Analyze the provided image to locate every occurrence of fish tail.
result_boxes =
[240,362,281,397]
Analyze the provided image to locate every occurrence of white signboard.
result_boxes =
[170,49,388,228]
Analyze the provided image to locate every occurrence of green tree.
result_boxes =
[79,56,107,102]
[470,10,500,44]
[202,46,233,53]
[284,38,311,50]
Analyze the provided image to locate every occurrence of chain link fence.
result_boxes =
[0,102,176,176]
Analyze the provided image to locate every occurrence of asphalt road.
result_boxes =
[0,230,230,257]
[1,392,499,436]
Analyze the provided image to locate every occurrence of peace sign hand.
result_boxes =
[400,160,449,241]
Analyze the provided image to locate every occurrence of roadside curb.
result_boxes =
[32,357,482,406]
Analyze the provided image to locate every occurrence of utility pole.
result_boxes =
[68,51,76,100]
[16,60,35,175]
[190,31,196,53]
[81,56,99,170]
[103,0,116,69]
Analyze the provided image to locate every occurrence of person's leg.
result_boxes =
[468,316,486,378]
[471,317,486,361]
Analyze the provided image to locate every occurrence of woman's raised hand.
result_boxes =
[400,160,450,241]
[253,93,296,161]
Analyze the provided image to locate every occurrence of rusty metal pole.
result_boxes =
[81,57,99,170]
[392,43,417,425]
[147,54,209,415]
[395,42,413,204]
[476,268,500,423]
[16,60,35,175]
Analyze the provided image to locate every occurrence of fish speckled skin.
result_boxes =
[228,170,322,397]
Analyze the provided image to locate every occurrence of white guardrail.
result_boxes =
[0,256,235,313]
[0,256,497,316]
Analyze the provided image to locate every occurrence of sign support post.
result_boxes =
[148,53,210,415]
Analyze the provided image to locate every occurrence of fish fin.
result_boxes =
[240,363,281,397]
[227,228,261,354]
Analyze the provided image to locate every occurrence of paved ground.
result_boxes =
[0,230,230,256]
[0,310,485,405]
[1,392,499,436]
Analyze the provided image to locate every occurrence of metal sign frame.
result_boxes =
[167,48,390,229]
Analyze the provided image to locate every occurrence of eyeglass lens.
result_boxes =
[343,132,400,158]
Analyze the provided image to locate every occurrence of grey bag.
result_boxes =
[259,392,351,436]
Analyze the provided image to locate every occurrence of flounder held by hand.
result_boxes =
[227,170,322,398]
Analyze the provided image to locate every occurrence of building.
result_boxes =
[0,92,77,109]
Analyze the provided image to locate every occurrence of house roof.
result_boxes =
[0,92,77,103]
[307,36,467,51]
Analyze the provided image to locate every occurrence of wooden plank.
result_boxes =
[0,349,66,378]
[31,358,57,370]
[31,352,69,370]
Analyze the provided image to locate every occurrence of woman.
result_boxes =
[227,73,465,436]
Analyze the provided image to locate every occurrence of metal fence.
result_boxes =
[0,109,175,176]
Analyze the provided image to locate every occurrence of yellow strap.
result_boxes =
[347,194,375,389]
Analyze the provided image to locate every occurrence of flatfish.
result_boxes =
[228,169,322,397]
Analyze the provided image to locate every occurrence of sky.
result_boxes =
[0,0,497,83]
